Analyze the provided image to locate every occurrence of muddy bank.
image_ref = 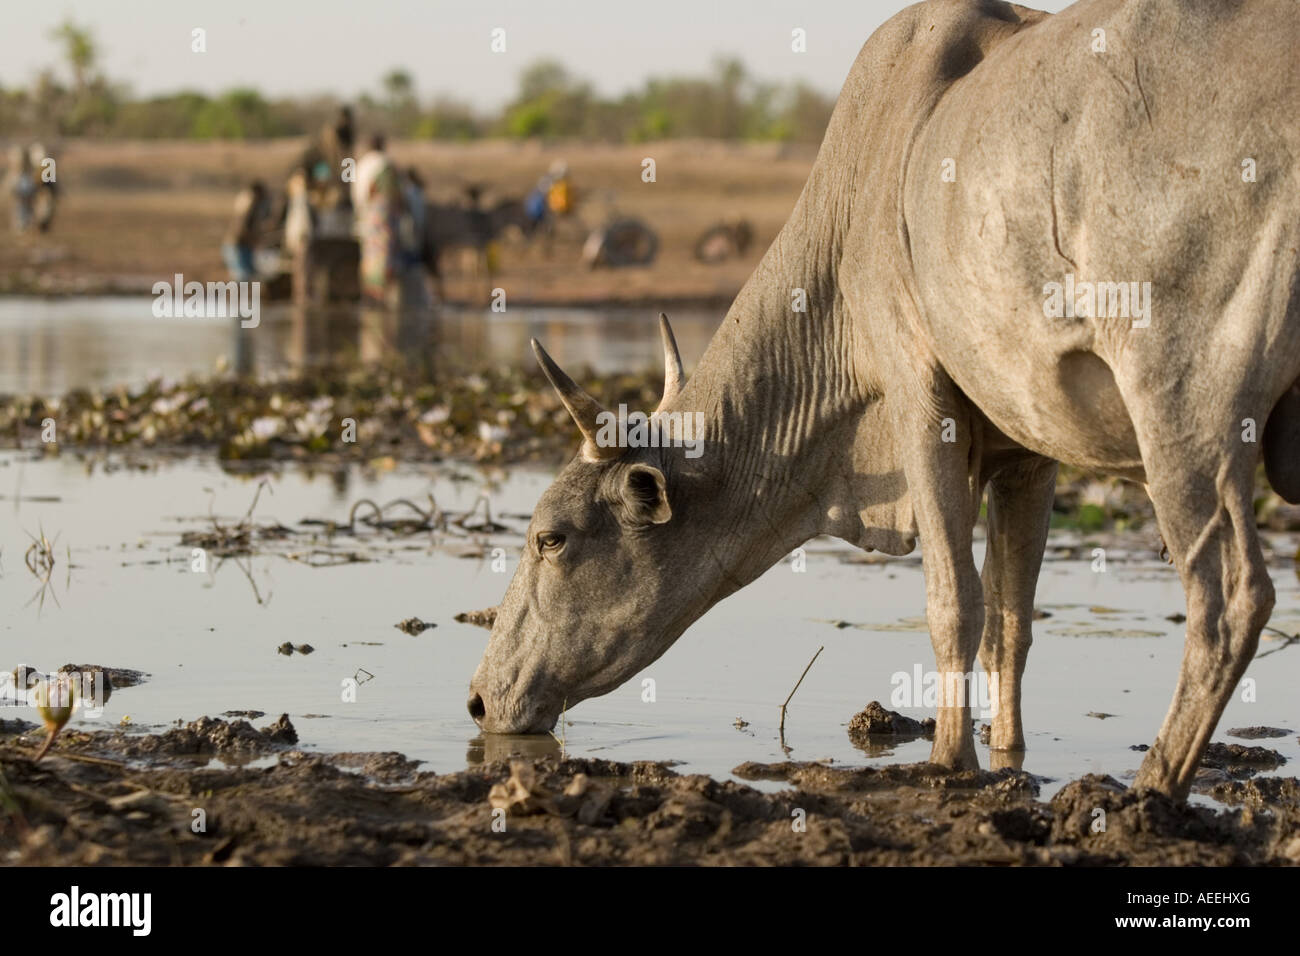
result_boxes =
[2,716,1298,866]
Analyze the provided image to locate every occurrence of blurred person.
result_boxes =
[7,146,36,233]
[222,180,270,282]
[314,107,354,192]
[396,167,431,309]
[353,135,403,303]
[28,143,57,233]
[524,159,575,254]
[351,133,388,213]
[399,167,427,261]
[524,160,571,227]
[299,106,355,232]
[545,159,574,218]
[283,166,314,258]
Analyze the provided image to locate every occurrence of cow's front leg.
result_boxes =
[978,456,1056,768]
[897,377,985,770]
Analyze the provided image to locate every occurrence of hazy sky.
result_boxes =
[2,0,1075,110]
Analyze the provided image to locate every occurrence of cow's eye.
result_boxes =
[537,532,566,554]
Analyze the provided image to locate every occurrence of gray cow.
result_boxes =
[469,0,1300,801]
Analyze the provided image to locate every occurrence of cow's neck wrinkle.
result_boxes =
[665,207,876,574]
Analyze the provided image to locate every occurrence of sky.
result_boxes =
[1,0,1075,111]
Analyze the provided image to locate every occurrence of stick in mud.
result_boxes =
[778,645,824,739]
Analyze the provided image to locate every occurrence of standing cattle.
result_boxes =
[469,0,1300,801]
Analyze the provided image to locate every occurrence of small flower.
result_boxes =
[478,422,509,443]
[31,674,77,761]
[250,416,283,441]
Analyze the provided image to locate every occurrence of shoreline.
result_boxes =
[2,713,1296,865]
[0,278,742,312]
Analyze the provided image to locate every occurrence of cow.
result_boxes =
[468,0,1300,801]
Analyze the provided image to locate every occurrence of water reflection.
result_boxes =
[0,296,720,396]
[466,732,562,766]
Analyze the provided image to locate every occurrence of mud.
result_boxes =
[847,701,936,741]
[1199,743,1287,774]
[1225,726,1293,740]
[3,716,1298,865]
[455,607,498,629]
[275,643,315,656]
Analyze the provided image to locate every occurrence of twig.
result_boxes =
[239,478,273,529]
[348,498,384,527]
[380,497,433,522]
[1258,626,1299,659]
[33,750,125,769]
[456,494,507,532]
[778,646,824,738]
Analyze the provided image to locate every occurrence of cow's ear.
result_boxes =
[620,463,672,526]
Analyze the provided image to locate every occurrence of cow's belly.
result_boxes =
[926,314,1145,479]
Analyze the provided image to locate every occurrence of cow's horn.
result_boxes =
[656,313,684,412]
[531,339,619,461]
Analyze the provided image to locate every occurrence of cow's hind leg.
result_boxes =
[978,455,1057,765]
[1132,438,1273,800]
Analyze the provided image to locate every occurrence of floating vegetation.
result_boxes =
[455,607,498,629]
[276,643,315,656]
[0,359,665,466]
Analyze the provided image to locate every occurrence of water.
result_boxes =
[0,297,722,396]
[3,451,1298,802]
[3,295,1297,803]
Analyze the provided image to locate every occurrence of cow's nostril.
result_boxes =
[467,692,486,724]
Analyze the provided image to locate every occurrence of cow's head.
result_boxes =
[467,315,772,733]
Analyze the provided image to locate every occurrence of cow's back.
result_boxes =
[890,0,1300,472]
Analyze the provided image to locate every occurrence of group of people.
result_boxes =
[6,143,57,234]
[220,105,580,307]
[222,107,432,306]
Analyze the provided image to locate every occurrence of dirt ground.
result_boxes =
[3,713,1298,866]
[0,139,813,306]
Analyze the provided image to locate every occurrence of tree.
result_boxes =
[713,57,747,139]
[382,69,415,113]
[502,60,593,139]
[517,61,571,101]
[50,21,96,94]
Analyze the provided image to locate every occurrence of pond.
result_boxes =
[3,296,1298,807]
[3,450,1298,804]
[0,296,723,396]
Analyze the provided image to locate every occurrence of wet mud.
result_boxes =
[3,716,1298,866]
